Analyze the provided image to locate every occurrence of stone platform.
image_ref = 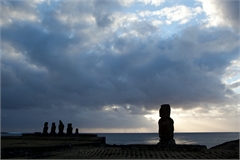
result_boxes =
[1,134,105,149]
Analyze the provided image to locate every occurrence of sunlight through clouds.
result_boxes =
[198,0,239,30]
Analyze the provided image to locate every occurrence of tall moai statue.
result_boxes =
[67,123,73,135]
[58,120,65,135]
[42,122,48,135]
[158,104,175,146]
[50,122,56,135]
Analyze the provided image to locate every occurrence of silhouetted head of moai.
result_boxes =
[159,104,171,118]
[44,122,48,127]
[58,120,65,135]
[59,120,64,126]
[67,123,73,135]
[50,122,56,135]
[42,122,49,135]
[51,122,56,129]
[75,128,79,134]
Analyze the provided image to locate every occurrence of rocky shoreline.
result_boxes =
[1,135,239,159]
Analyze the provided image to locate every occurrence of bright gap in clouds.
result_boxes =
[144,106,239,133]
[222,59,240,94]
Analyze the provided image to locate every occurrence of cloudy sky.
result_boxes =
[1,0,239,133]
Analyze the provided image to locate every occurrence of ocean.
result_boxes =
[98,132,239,149]
[2,132,239,149]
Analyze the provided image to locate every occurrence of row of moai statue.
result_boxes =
[158,104,176,146]
[42,120,79,135]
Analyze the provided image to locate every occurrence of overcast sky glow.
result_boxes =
[1,0,240,133]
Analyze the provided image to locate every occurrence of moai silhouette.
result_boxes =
[58,120,65,135]
[67,123,73,135]
[50,122,56,135]
[158,104,175,146]
[75,128,79,135]
[42,122,48,135]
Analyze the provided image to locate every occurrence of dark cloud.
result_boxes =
[1,21,238,112]
[216,0,240,30]
[201,0,240,31]
[228,81,240,89]
[92,0,122,28]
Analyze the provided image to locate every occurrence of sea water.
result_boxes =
[98,132,239,149]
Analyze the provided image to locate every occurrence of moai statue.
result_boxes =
[158,104,175,146]
[67,123,73,135]
[58,120,65,135]
[50,122,56,135]
[75,128,79,135]
[42,122,48,135]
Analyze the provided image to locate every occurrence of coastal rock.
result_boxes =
[209,139,239,150]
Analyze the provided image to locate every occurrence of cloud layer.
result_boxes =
[1,0,239,132]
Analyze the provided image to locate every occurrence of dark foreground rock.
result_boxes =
[209,139,239,150]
